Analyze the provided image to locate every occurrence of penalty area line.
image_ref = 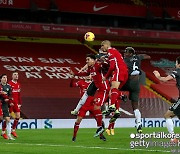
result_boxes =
[2,142,171,153]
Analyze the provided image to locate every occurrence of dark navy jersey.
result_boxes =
[171,68,180,89]
[124,54,144,75]
[0,83,12,104]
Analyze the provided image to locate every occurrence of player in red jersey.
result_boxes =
[70,76,106,141]
[5,72,21,138]
[71,54,110,138]
[100,40,128,116]
[70,77,91,97]
[70,76,93,115]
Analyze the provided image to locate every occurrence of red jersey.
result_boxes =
[8,80,22,105]
[105,47,128,79]
[70,79,91,97]
[76,62,109,91]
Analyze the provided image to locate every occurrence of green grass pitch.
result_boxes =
[0,127,179,154]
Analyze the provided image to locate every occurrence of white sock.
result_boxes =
[134,109,141,127]
[75,92,88,111]
[166,118,174,134]
[6,121,11,136]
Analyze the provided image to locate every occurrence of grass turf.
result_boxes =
[0,127,179,154]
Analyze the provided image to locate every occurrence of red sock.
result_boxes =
[115,99,120,110]
[2,121,6,131]
[12,118,19,130]
[111,122,115,129]
[73,122,80,138]
[108,123,112,129]
[93,109,102,127]
[110,88,120,108]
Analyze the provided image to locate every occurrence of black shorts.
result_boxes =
[2,102,10,117]
[122,77,140,102]
[169,99,180,116]
[87,82,97,96]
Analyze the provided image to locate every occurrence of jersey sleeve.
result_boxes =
[74,70,90,77]
[138,55,144,61]
[70,79,79,87]
[171,70,178,79]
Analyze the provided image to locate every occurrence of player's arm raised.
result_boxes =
[78,64,88,73]
[153,70,173,82]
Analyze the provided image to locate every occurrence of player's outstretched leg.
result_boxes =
[93,109,104,137]
[72,122,80,142]
[94,126,104,137]
[99,133,106,141]
[134,109,142,133]
[110,122,115,135]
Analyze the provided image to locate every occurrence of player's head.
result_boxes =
[96,53,108,63]
[86,54,96,66]
[175,56,180,68]
[100,40,111,53]
[0,74,7,84]
[124,47,135,58]
[12,71,19,81]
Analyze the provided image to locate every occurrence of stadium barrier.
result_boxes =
[2,118,179,129]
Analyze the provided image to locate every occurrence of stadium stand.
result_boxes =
[0,39,175,119]
[0,40,96,118]
[0,0,179,120]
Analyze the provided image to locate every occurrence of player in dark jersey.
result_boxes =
[105,47,151,134]
[0,74,15,140]
[0,94,4,128]
[153,56,180,142]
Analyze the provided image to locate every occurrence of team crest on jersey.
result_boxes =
[130,58,138,62]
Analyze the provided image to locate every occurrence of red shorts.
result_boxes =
[94,90,109,107]
[111,71,128,89]
[78,105,94,118]
[111,70,128,83]
[9,103,20,113]
[78,96,94,118]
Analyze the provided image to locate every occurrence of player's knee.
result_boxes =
[15,113,20,119]
[131,101,139,110]
[76,117,82,123]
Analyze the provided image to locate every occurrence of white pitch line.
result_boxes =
[1,142,171,153]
